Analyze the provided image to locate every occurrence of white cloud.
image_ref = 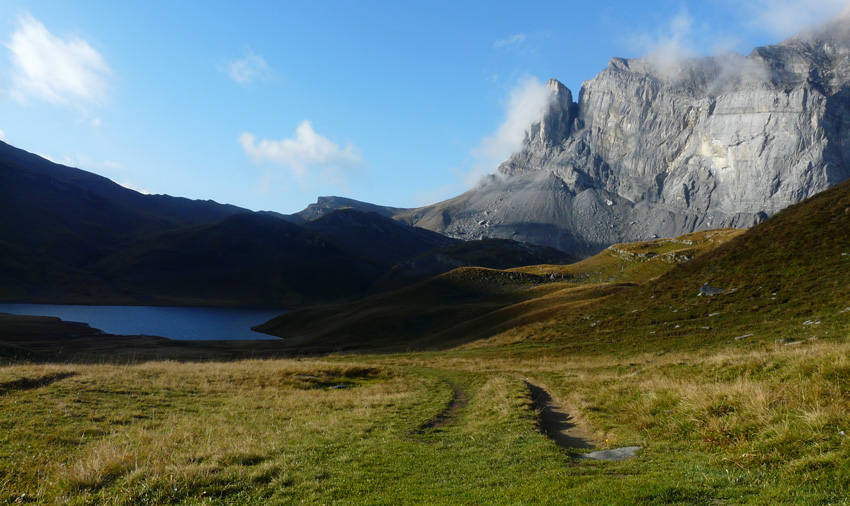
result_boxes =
[61,154,122,173]
[468,77,553,185]
[239,121,362,178]
[414,77,554,205]
[494,33,527,49]
[630,9,700,76]
[741,0,850,37]
[0,129,5,141]
[5,12,111,107]
[222,49,271,85]
[117,180,150,195]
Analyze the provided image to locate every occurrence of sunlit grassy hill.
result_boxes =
[261,177,850,356]
[483,177,850,354]
[255,229,742,351]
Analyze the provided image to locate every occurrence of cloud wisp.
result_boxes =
[5,12,111,107]
[222,49,272,85]
[0,129,5,141]
[239,121,362,186]
[741,0,850,38]
[493,33,527,50]
[469,76,553,186]
[415,76,554,205]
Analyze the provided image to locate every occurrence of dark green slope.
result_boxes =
[256,178,850,353]
[94,213,388,306]
[0,141,250,303]
[253,267,533,352]
[529,177,850,353]
[373,238,579,292]
[301,208,456,264]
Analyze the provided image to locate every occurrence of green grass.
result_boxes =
[6,180,850,503]
[5,343,849,504]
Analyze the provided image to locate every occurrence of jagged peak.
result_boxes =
[547,78,569,95]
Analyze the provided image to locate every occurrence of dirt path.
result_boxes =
[414,379,468,433]
[524,380,595,451]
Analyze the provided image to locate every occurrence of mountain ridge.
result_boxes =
[0,143,575,306]
[400,15,850,255]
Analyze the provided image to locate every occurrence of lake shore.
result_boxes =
[0,313,295,363]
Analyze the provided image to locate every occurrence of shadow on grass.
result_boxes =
[0,371,77,395]
[526,381,594,451]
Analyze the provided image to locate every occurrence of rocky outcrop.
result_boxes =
[286,196,407,223]
[402,16,850,256]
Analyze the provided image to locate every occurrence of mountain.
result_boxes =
[372,238,578,292]
[1,142,577,306]
[252,229,739,351]
[257,172,850,352]
[301,208,455,264]
[285,196,408,223]
[0,141,247,227]
[402,16,850,256]
[0,141,249,303]
[94,213,388,306]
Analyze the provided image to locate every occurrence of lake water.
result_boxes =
[0,304,284,340]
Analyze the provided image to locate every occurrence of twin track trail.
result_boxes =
[411,374,637,462]
[414,379,468,433]
[524,380,595,451]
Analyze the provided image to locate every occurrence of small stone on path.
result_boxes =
[579,446,642,461]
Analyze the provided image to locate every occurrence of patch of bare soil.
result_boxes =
[414,380,468,433]
[525,380,595,451]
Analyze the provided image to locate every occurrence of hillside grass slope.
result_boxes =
[4,180,850,504]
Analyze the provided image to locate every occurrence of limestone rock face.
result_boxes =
[403,16,850,255]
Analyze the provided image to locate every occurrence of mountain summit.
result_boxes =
[402,16,850,255]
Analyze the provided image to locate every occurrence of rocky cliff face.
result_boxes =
[403,16,850,255]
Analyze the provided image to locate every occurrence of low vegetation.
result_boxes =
[3,341,848,504]
[4,181,850,503]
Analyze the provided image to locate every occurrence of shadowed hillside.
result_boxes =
[255,229,741,351]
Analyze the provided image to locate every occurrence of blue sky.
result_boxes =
[1,1,848,214]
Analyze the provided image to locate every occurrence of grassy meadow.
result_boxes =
[4,181,850,504]
[2,341,849,505]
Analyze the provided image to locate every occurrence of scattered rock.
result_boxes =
[734,334,754,341]
[699,285,724,296]
[579,446,642,461]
